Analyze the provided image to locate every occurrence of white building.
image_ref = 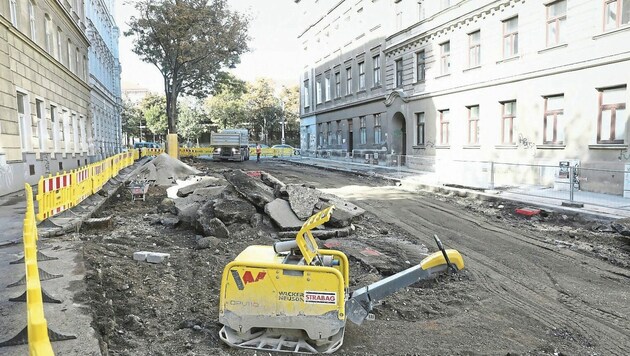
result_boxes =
[85,0,122,161]
[297,0,630,194]
[0,0,92,195]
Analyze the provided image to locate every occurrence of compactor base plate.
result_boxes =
[219,326,344,354]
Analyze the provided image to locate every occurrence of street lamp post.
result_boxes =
[279,99,285,145]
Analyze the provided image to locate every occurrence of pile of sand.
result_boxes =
[133,153,201,186]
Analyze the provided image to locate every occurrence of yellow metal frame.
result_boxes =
[220,260,347,321]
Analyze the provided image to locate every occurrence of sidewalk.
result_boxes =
[0,162,144,355]
[281,156,630,220]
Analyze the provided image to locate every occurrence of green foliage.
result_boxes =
[178,99,213,142]
[140,94,168,135]
[125,0,250,133]
[121,99,143,143]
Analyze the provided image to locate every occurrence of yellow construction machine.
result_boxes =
[218,206,465,353]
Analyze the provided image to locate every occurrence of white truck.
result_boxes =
[211,129,250,162]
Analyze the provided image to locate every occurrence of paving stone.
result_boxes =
[176,177,224,197]
[224,170,275,209]
[146,252,170,264]
[133,251,149,261]
[213,198,256,225]
[264,198,304,231]
[286,184,321,220]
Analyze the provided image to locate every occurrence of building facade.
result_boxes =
[1,0,92,195]
[297,0,630,194]
[86,0,121,161]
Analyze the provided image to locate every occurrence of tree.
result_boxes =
[121,99,143,146]
[279,85,300,145]
[125,0,250,137]
[205,79,247,130]
[179,98,213,145]
[140,94,168,139]
[244,78,281,145]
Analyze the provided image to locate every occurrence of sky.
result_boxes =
[115,0,304,93]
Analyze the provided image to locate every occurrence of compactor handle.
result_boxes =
[434,234,456,274]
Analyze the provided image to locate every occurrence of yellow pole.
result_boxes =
[167,133,178,159]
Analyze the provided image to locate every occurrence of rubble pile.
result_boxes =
[144,160,364,241]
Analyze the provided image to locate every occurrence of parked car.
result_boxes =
[271,144,300,155]
[133,141,161,149]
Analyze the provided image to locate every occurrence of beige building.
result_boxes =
[298,0,630,194]
[0,0,91,195]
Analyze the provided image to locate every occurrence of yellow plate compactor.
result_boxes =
[219,206,464,354]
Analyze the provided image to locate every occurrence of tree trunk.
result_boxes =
[165,78,179,134]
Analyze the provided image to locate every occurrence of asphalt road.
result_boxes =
[218,159,630,355]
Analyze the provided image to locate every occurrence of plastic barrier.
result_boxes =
[36,151,136,221]
[139,148,165,157]
[24,184,55,355]
[249,147,296,157]
[179,147,214,158]
[36,172,74,221]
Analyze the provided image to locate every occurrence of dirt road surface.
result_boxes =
[80,159,630,356]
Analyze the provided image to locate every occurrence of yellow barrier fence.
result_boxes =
[36,151,136,221]
[179,147,214,158]
[249,147,296,157]
[139,148,165,157]
[23,184,55,355]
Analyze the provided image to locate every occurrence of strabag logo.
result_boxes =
[304,291,337,304]
[231,270,266,290]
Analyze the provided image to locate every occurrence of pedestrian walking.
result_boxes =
[256,143,262,163]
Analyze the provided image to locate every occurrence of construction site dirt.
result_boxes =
[75,159,629,356]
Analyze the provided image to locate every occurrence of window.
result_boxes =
[418,1,426,21]
[440,42,451,75]
[374,114,382,143]
[395,59,403,87]
[604,0,630,31]
[45,15,53,53]
[598,86,627,144]
[503,17,519,58]
[29,1,36,40]
[316,79,322,104]
[467,105,480,145]
[51,104,59,151]
[547,1,567,46]
[9,0,17,26]
[469,31,481,67]
[325,75,331,101]
[439,109,450,145]
[303,80,310,108]
[416,51,426,82]
[57,27,63,62]
[67,40,73,71]
[544,95,564,144]
[416,112,425,145]
[373,55,381,86]
[76,47,80,75]
[501,101,516,144]
[358,61,365,90]
[336,120,342,145]
[346,67,352,95]
[333,72,340,98]
[360,116,367,144]
[327,122,333,145]
[17,92,31,151]
[319,123,324,146]
[36,99,46,150]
